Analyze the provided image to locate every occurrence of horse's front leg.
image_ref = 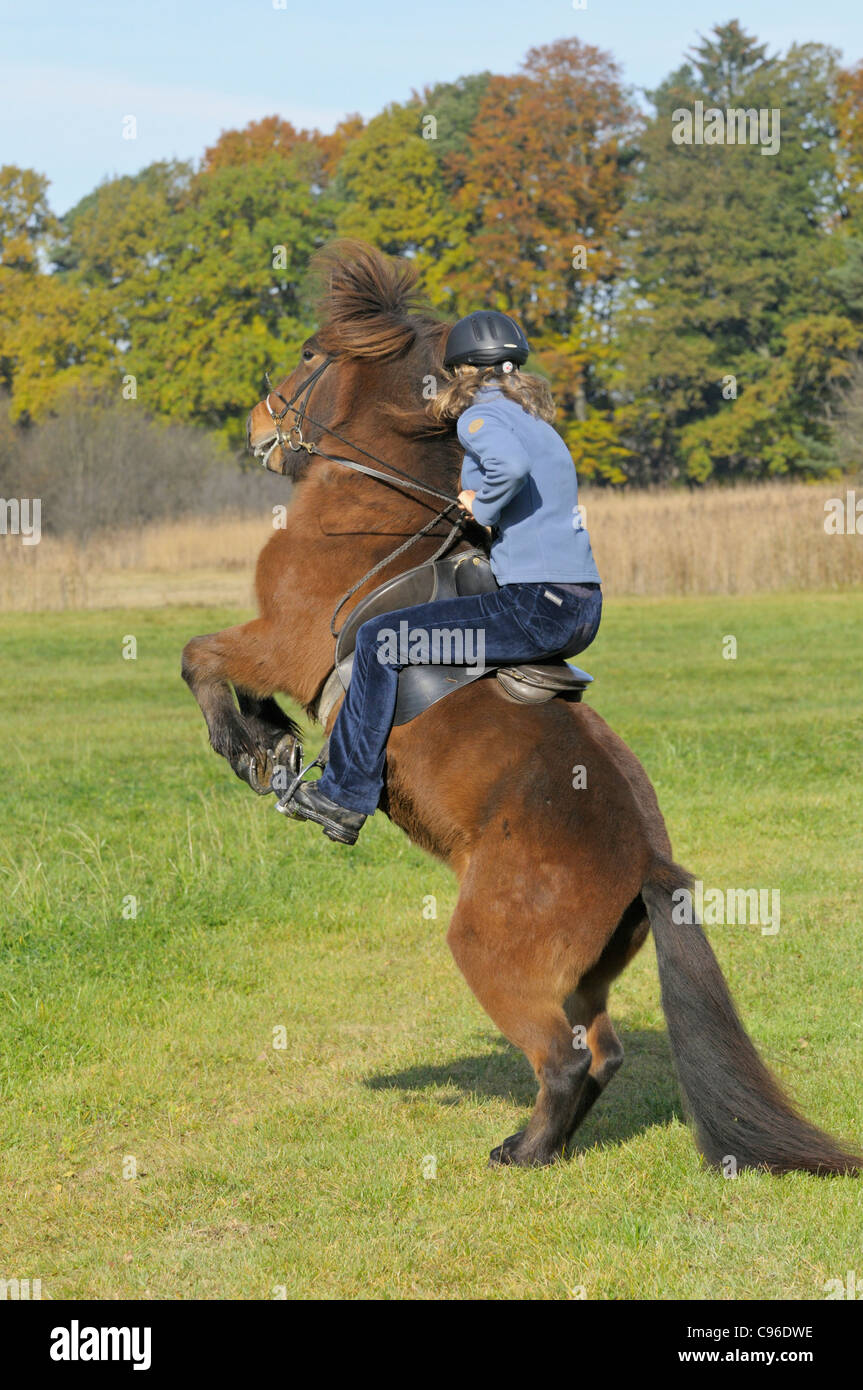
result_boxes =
[181,621,302,793]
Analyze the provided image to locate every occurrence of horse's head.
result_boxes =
[246,240,452,484]
[246,336,336,481]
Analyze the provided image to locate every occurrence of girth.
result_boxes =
[313,548,593,728]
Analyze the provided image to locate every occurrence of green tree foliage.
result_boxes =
[421,73,492,172]
[835,57,863,219]
[124,155,329,430]
[330,100,469,306]
[0,165,115,417]
[51,155,332,438]
[0,165,55,271]
[53,162,190,364]
[615,23,859,481]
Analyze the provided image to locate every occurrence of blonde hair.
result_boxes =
[427,364,556,426]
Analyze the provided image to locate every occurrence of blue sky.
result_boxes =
[2,0,862,214]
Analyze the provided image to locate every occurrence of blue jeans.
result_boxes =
[316,582,602,815]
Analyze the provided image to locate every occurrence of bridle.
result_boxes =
[262,355,461,506]
[260,355,477,636]
[263,355,333,464]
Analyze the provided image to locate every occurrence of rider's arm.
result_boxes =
[457,404,531,527]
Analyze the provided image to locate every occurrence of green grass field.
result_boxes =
[1,592,861,1300]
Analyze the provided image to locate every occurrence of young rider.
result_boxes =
[283,310,602,844]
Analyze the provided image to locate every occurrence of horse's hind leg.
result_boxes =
[447,906,594,1167]
[563,998,624,1143]
[564,896,650,1143]
[490,1022,593,1168]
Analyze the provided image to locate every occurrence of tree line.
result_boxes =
[2,20,863,486]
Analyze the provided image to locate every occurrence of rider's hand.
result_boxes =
[458,490,492,534]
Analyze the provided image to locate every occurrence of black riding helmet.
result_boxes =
[443,310,530,370]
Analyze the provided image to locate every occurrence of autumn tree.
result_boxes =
[439,39,638,478]
[202,113,364,184]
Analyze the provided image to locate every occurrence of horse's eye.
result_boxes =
[302,348,315,362]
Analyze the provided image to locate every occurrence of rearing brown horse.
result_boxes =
[182,240,860,1173]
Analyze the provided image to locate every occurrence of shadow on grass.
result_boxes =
[365,1027,683,1151]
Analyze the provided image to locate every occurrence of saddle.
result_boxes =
[314,548,593,728]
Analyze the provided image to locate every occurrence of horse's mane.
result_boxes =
[309,240,453,438]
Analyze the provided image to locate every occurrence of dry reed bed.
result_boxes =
[584,482,863,596]
[1,483,861,612]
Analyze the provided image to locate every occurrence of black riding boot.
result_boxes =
[281,781,367,845]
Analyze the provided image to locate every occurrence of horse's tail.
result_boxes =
[643,860,861,1176]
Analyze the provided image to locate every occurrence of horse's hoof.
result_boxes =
[488,1131,557,1168]
[233,752,272,795]
[232,734,302,796]
[488,1132,525,1167]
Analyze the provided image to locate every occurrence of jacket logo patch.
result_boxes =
[467,417,484,434]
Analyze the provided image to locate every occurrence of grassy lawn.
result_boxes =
[1,592,861,1300]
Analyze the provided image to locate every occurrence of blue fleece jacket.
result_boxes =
[457,384,601,585]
